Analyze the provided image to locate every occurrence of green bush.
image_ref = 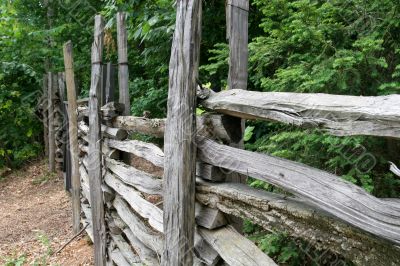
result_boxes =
[0,62,42,168]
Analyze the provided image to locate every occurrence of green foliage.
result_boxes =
[246,124,400,197]
[245,220,352,265]
[243,126,255,142]
[32,171,57,186]
[0,62,42,168]
[2,254,26,266]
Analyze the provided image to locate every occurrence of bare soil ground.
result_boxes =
[0,159,93,265]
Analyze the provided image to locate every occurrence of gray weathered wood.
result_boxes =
[226,0,249,91]
[105,62,115,104]
[201,89,400,138]
[88,15,106,266]
[101,125,127,140]
[113,196,164,255]
[111,114,238,141]
[196,180,400,266]
[81,201,94,241]
[195,203,227,230]
[110,234,141,265]
[124,228,161,265]
[196,162,226,182]
[78,120,127,140]
[196,137,400,245]
[63,41,81,233]
[105,157,162,195]
[108,246,132,266]
[113,116,165,138]
[194,231,220,266]
[104,139,164,169]
[79,164,91,205]
[42,74,49,157]
[389,162,400,177]
[48,72,56,172]
[199,225,277,266]
[162,0,202,265]
[105,172,163,232]
[116,12,130,116]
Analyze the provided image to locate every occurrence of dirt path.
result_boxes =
[0,159,93,265]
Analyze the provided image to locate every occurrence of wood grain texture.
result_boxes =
[63,41,81,233]
[104,139,164,169]
[162,0,202,264]
[113,116,165,137]
[124,227,161,265]
[105,157,162,195]
[196,137,400,245]
[78,120,127,140]
[108,245,132,266]
[201,89,400,138]
[226,0,249,90]
[105,172,163,232]
[79,164,91,205]
[199,225,277,266]
[113,196,164,255]
[196,162,226,182]
[116,12,130,115]
[196,180,400,266]
[48,72,56,172]
[194,231,220,266]
[88,15,106,266]
[110,234,141,265]
[112,114,240,142]
[81,201,94,241]
[42,74,49,157]
[195,204,227,230]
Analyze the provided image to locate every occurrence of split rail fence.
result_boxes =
[39,1,400,265]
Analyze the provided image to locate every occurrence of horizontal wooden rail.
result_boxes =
[199,226,277,266]
[105,172,163,232]
[196,180,400,265]
[196,137,400,245]
[113,196,164,255]
[105,157,163,195]
[113,116,165,138]
[200,89,400,138]
[104,139,164,169]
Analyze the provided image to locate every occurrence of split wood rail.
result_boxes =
[47,1,400,265]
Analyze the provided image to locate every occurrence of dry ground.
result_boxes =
[0,159,93,265]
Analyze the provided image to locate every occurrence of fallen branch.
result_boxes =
[53,224,89,255]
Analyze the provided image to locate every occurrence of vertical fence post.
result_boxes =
[88,15,106,265]
[63,41,81,234]
[225,0,249,232]
[48,72,56,172]
[226,0,249,90]
[105,62,115,104]
[57,73,66,174]
[162,0,202,265]
[42,74,49,157]
[117,12,130,115]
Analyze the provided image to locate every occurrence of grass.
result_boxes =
[31,171,57,186]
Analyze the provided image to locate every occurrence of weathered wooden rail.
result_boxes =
[40,0,400,265]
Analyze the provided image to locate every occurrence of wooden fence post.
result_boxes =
[117,12,130,115]
[42,74,49,157]
[105,62,115,104]
[162,0,202,265]
[88,15,106,265]
[48,72,56,172]
[226,0,249,90]
[63,41,81,234]
[57,73,67,174]
[225,0,249,232]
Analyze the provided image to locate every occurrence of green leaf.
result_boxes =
[244,126,255,142]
